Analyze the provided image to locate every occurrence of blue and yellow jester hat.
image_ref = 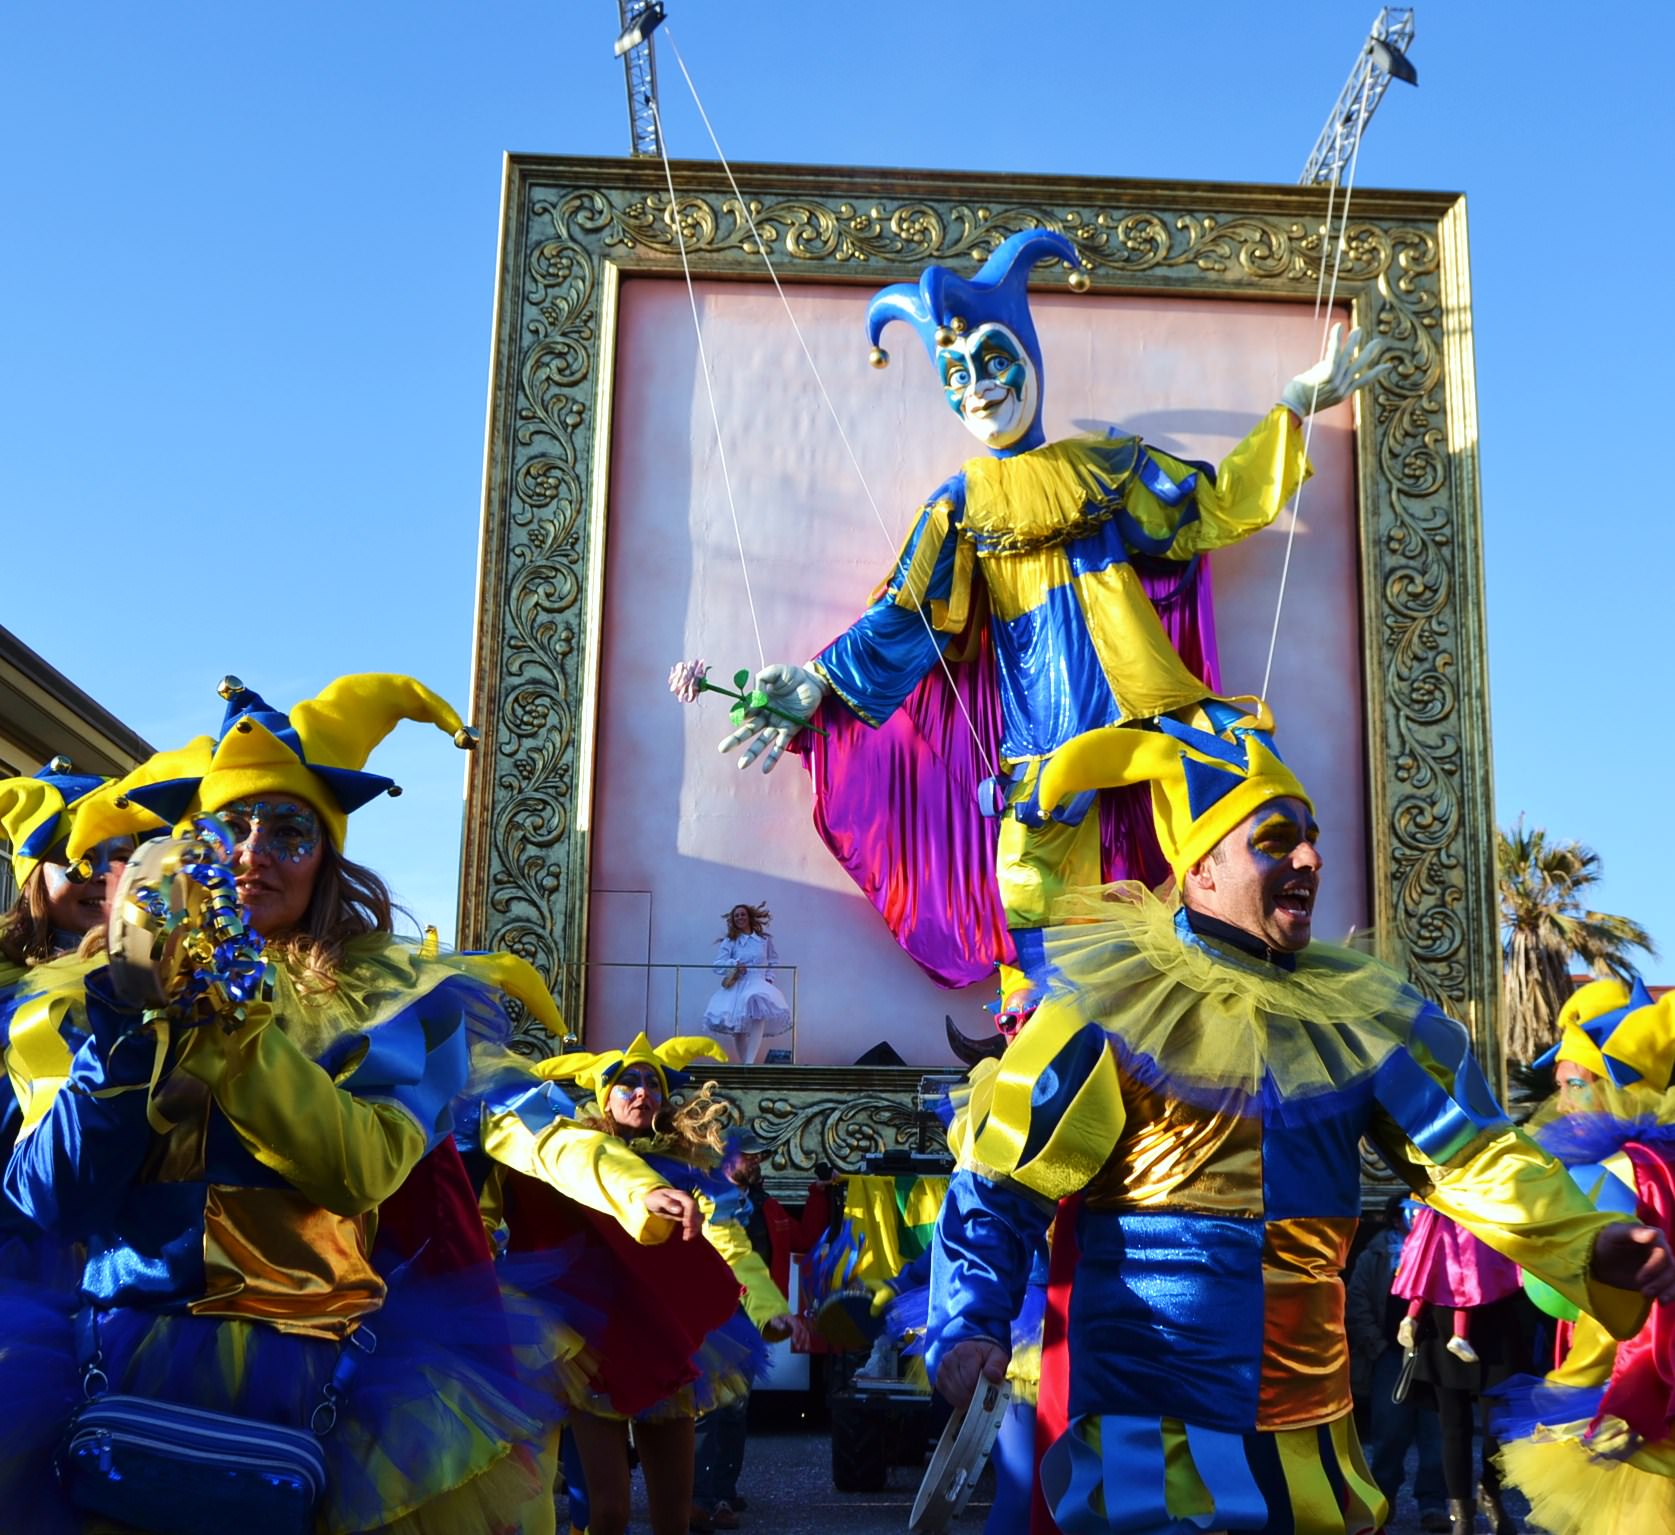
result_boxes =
[1038,699,1313,884]
[1538,975,1675,1093]
[68,673,477,857]
[532,1031,727,1103]
[866,228,1085,457]
[0,759,110,887]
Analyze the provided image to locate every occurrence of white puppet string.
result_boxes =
[1258,67,1375,703]
[649,94,767,670]
[662,25,999,781]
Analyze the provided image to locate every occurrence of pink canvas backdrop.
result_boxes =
[586,277,1367,1065]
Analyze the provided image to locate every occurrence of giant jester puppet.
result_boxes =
[718,229,1387,1006]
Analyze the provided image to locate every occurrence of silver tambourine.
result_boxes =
[909,1374,1013,1534]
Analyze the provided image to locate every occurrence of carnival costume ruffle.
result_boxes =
[926,883,1644,1535]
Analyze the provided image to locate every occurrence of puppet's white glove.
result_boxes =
[718,663,827,773]
[1279,323,1391,418]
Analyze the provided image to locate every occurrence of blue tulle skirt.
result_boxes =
[0,1257,579,1535]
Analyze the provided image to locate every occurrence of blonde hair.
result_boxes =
[722,901,771,941]
[593,1077,731,1161]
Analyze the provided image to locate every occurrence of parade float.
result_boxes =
[455,9,1488,1199]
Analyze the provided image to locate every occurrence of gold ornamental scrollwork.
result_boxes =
[465,158,1493,1073]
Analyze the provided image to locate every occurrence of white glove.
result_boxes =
[1279,323,1391,419]
[718,662,827,773]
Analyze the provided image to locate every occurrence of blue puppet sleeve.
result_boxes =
[813,476,970,726]
[925,1167,1054,1386]
[5,971,160,1237]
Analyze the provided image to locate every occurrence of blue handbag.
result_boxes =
[55,1309,373,1535]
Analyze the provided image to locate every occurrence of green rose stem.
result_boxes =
[703,668,828,738]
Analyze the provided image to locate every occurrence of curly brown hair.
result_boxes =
[721,901,771,941]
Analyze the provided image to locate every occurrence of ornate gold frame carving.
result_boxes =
[462,156,1497,1105]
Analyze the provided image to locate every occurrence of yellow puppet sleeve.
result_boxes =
[1123,405,1310,559]
[481,1109,676,1245]
[698,1197,789,1328]
[1370,1113,1647,1341]
[172,1017,427,1218]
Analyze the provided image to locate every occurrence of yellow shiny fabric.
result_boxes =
[697,1194,789,1328]
[1083,1076,1261,1218]
[4,951,95,1136]
[196,1184,383,1338]
[480,1107,675,1245]
[1378,1115,1646,1341]
[174,1002,427,1218]
[995,761,1104,931]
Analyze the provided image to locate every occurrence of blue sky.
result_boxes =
[3,3,1669,968]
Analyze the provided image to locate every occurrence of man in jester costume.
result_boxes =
[917,704,1675,1535]
[720,228,1387,1008]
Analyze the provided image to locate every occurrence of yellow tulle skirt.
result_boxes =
[1500,1431,1675,1535]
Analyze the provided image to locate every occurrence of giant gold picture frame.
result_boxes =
[460,155,1497,1173]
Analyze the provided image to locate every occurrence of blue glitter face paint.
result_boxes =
[609,1067,663,1102]
[214,799,322,865]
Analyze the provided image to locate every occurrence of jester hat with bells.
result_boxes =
[1537,975,1675,1096]
[866,227,1087,458]
[533,1032,727,1104]
[1037,698,1312,886]
[67,673,479,860]
[0,759,109,888]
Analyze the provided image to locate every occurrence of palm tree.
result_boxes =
[1497,819,1656,1064]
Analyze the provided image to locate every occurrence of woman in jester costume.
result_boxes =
[719,228,1388,1008]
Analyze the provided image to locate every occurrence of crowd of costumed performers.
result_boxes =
[0,673,792,1535]
[1486,978,1675,1534]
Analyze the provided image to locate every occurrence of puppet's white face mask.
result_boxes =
[937,322,1039,451]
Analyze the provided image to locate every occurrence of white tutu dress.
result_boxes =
[702,933,791,1039]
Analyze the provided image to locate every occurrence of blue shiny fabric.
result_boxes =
[1069,1209,1264,1429]
[993,580,1121,757]
[1262,1092,1370,1220]
[6,974,158,1239]
[1372,1005,1509,1163]
[925,1169,1051,1384]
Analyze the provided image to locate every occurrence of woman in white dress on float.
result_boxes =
[702,902,791,1064]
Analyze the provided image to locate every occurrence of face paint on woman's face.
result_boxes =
[214,798,324,938]
[937,322,1039,450]
[607,1066,663,1133]
[1557,1064,1599,1116]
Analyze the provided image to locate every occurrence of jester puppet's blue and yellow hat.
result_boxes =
[1537,975,1675,1094]
[533,1031,727,1103]
[68,673,477,858]
[0,759,110,888]
[866,230,1085,434]
[1038,699,1312,884]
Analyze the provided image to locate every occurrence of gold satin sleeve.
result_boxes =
[697,1197,788,1328]
[1370,1114,1647,1342]
[1124,405,1310,559]
[967,999,1125,1201]
[480,1109,675,1245]
[173,1015,426,1218]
